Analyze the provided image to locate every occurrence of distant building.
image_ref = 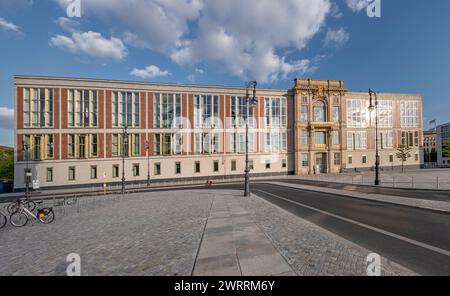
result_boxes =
[422,129,437,165]
[14,76,423,190]
[436,122,450,167]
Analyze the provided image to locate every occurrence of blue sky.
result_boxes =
[1,0,449,147]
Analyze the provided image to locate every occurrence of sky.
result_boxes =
[1,0,450,147]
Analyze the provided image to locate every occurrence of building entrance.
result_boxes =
[315,153,328,174]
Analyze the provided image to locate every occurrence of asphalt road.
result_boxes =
[227,182,450,275]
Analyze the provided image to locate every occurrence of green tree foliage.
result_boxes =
[396,145,412,173]
[0,146,14,180]
[443,139,450,158]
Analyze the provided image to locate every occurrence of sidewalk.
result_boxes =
[264,181,450,213]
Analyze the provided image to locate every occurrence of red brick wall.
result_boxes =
[17,135,23,161]
[188,94,194,155]
[149,133,154,156]
[140,92,146,129]
[105,133,112,158]
[98,133,104,158]
[105,90,112,129]
[225,95,231,129]
[98,90,104,129]
[148,92,154,129]
[141,133,147,157]
[61,133,67,160]
[54,133,60,160]
[53,89,60,129]
[61,89,68,129]
[17,87,23,129]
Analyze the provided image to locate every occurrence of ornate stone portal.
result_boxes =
[293,78,347,175]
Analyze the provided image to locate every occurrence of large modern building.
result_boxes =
[436,122,450,167]
[13,76,423,190]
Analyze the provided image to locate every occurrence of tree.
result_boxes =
[443,139,450,158]
[396,145,412,173]
[0,146,14,180]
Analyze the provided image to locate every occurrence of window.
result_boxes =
[112,165,119,178]
[346,99,368,128]
[213,161,219,172]
[68,90,97,127]
[68,167,76,181]
[195,95,219,128]
[315,132,326,146]
[112,134,119,157]
[301,106,308,123]
[197,133,221,154]
[154,93,181,129]
[313,100,326,122]
[401,131,419,147]
[154,163,161,175]
[46,168,53,182]
[332,106,340,123]
[91,166,97,179]
[264,98,287,128]
[33,136,41,160]
[68,135,75,158]
[348,155,353,165]
[301,95,308,104]
[334,153,341,166]
[400,101,418,128]
[415,153,419,161]
[282,159,287,168]
[379,131,393,149]
[78,135,86,158]
[333,131,340,145]
[249,160,254,170]
[362,155,367,164]
[133,164,140,177]
[230,132,253,154]
[23,88,53,128]
[347,132,367,150]
[302,154,309,167]
[154,133,181,156]
[265,132,287,153]
[133,134,140,156]
[195,162,201,173]
[91,134,98,157]
[231,96,254,128]
[112,92,140,127]
[374,100,393,128]
[231,160,237,171]
[265,160,271,169]
[389,154,394,163]
[175,162,181,175]
[301,130,308,145]
[47,135,54,159]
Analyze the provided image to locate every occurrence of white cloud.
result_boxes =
[49,31,127,60]
[55,17,79,33]
[0,18,20,32]
[130,65,170,79]
[345,0,368,12]
[54,0,331,83]
[0,107,14,130]
[324,28,350,48]
[188,68,205,82]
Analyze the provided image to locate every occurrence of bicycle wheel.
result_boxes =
[0,213,6,229]
[9,212,28,227]
[6,202,19,214]
[37,208,55,224]
[26,200,37,211]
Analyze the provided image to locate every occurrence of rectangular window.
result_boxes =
[379,131,393,149]
[332,106,340,123]
[112,134,119,157]
[78,135,86,158]
[231,96,254,128]
[154,93,181,128]
[25,88,53,128]
[47,135,54,159]
[302,154,309,167]
[375,100,393,128]
[230,133,253,154]
[195,95,220,128]
[264,132,287,153]
[301,130,308,145]
[24,89,30,127]
[334,153,341,166]
[112,165,119,178]
[347,131,367,150]
[46,168,53,182]
[402,131,419,147]
[315,132,326,146]
[415,153,419,161]
[362,155,367,164]
[32,89,38,127]
[68,167,76,181]
[91,166,97,179]
[389,154,394,163]
[333,131,340,146]
[400,101,418,128]
[68,135,75,158]
[213,161,219,172]
[195,162,201,173]
[163,134,172,155]
[175,162,181,175]
[154,163,161,175]
[231,160,237,171]
[91,134,98,157]
[133,164,140,177]
[133,134,140,156]
[264,98,287,128]
[154,134,161,156]
[33,136,41,160]
[282,159,287,168]
[346,99,368,128]
[348,156,353,165]
[112,92,140,127]
[265,160,271,169]
[301,105,308,123]
[249,160,254,170]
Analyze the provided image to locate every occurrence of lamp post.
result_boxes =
[23,143,30,199]
[121,126,129,194]
[244,81,257,197]
[145,140,151,187]
[368,89,380,186]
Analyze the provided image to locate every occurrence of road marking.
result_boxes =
[254,189,450,257]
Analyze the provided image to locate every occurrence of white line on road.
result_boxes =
[254,189,450,257]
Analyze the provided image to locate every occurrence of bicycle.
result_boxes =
[9,200,55,227]
[7,198,37,214]
[0,212,6,229]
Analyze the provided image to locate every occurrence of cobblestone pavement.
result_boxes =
[0,189,416,276]
[238,194,417,276]
[0,191,213,276]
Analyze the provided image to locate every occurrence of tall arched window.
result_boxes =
[314,100,327,122]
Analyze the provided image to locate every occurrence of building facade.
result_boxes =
[436,122,450,167]
[422,129,437,165]
[14,76,423,190]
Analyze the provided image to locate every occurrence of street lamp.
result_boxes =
[244,80,258,197]
[22,142,30,199]
[145,140,151,187]
[368,89,380,186]
[121,126,129,194]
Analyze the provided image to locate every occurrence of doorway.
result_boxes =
[315,153,328,174]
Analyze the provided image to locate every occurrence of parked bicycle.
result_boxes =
[0,211,6,229]
[9,200,55,227]
[7,198,37,214]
